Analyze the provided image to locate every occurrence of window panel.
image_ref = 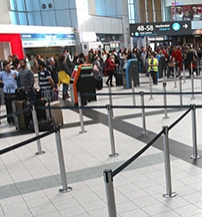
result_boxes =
[53,0,69,10]
[41,11,56,26]
[9,0,17,10]
[18,12,28,25]
[55,10,71,27]
[25,0,40,12]
[9,11,19,24]
[27,12,42,25]
[17,0,26,11]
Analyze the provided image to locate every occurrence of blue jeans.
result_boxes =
[63,83,69,95]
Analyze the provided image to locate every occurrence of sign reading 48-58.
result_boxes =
[130,21,192,37]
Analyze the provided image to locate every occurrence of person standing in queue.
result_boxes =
[0,61,18,125]
[148,52,159,85]
[37,59,56,100]
[105,54,118,87]
[18,59,36,104]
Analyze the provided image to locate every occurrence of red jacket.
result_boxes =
[171,49,183,70]
[105,57,116,71]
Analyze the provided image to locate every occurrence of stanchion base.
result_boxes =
[141,131,148,135]
[162,192,177,198]
[190,155,201,160]
[59,186,73,193]
[163,116,169,119]
[191,97,196,100]
[35,151,45,155]
[79,130,87,134]
[149,97,154,100]
[109,153,119,157]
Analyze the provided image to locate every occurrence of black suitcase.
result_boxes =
[28,119,54,132]
[12,100,27,130]
[95,77,103,90]
[115,73,123,86]
[34,99,47,121]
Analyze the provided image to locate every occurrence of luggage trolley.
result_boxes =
[69,64,96,105]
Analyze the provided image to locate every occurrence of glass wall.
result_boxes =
[8,0,77,27]
[128,0,135,23]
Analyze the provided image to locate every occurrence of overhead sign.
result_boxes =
[130,21,192,37]
[21,33,76,48]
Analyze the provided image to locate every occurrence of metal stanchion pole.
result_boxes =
[108,84,114,118]
[55,126,72,193]
[197,60,200,77]
[162,126,177,198]
[163,82,169,119]
[139,92,147,134]
[179,76,183,107]
[163,68,166,83]
[131,79,136,106]
[173,63,177,88]
[190,105,201,160]
[31,105,45,155]
[77,92,86,133]
[183,63,186,83]
[149,73,153,100]
[104,169,117,217]
[191,69,195,100]
[106,105,118,157]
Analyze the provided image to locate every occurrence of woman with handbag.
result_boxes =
[92,55,102,79]
[58,55,71,99]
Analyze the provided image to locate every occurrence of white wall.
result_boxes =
[0,1,11,24]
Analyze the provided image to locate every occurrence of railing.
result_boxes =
[1,76,202,213]
[103,104,200,217]
[0,109,72,193]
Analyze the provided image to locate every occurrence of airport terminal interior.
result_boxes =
[1,72,202,216]
[1,0,202,216]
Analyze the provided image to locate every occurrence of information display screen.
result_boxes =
[130,21,192,37]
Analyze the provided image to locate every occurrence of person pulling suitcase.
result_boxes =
[0,61,18,125]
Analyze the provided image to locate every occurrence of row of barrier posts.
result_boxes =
[0,118,72,193]
[104,104,201,217]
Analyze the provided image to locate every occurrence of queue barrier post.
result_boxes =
[173,62,177,88]
[55,126,72,193]
[183,63,186,84]
[108,84,114,118]
[139,92,147,134]
[104,169,117,217]
[149,73,153,100]
[77,92,87,133]
[162,126,177,198]
[190,104,201,160]
[31,105,45,155]
[106,105,118,157]
[131,79,136,106]
[163,83,169,119]
[179,76,183,107]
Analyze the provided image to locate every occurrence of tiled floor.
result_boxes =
[1,71,202,216]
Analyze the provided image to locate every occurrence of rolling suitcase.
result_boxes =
[45,101,63,125]
[12,100,26,130]
[95,77,103,90]
[115,73,123,86]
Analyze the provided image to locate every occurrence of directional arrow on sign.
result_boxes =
[183,24,188,29]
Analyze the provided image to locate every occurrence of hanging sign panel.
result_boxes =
[130,21,192,37]
[21,33,76,48]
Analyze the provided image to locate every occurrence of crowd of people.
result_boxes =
[0,43,202,125]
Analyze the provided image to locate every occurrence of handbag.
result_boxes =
[93,64,99,72]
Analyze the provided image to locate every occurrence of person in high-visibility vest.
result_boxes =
[148,52,159,85]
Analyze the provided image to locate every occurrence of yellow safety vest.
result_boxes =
[148,58,158,72]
